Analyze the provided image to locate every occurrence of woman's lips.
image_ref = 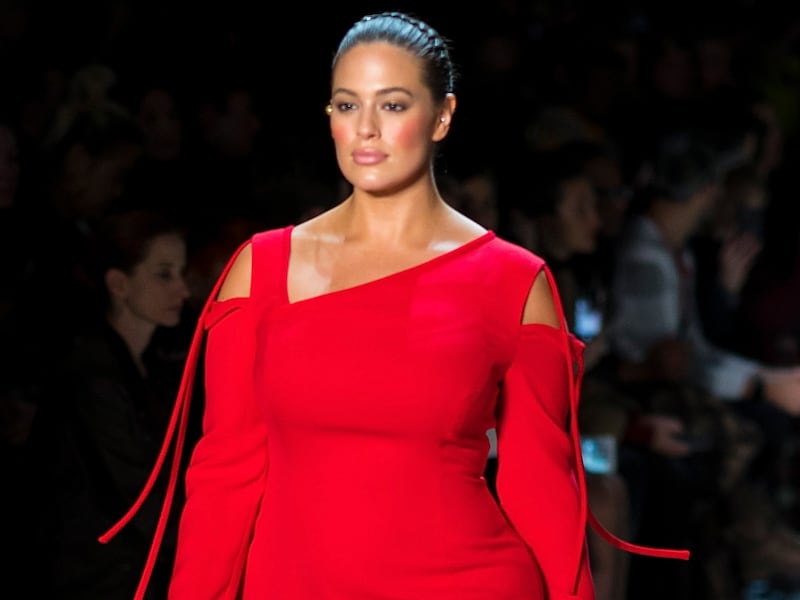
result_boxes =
[352,148,387,165]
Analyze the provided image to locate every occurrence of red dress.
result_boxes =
[101,226,688,599]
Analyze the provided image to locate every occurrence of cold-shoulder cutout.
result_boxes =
[521,269,561,328]
[217,242,253,301]
[203,297,249,330]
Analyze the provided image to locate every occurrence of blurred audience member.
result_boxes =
[21,102,142,372]
[692,162,765,353]
[24,209,191,599]
[607,131,800,595]
[122,80,196,220]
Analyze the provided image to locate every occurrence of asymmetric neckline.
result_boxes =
[280,225,496,307]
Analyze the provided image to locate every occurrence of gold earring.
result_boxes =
[325,104,333,115]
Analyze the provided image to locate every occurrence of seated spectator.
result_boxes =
[691,162,765,354]
[22,102,143,373]
[606,131,800,595]
[23,209,191,599]
[507,144,633,600]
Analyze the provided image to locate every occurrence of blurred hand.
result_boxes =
[638,414,693,458]
[718,232,762,295]
[761,366,800,416]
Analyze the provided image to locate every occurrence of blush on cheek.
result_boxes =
[330,122,349,141]
[391,117,428,148]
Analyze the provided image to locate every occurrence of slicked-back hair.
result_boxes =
[332,11,457,103]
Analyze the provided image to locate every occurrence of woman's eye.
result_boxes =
[384,102,405,112]
[335,103,356,112]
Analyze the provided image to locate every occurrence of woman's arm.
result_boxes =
[495,271,595,600]
[170,243,270,599]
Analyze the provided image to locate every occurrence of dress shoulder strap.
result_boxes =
[249,225,293,307]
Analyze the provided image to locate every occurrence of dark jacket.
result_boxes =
[25,319,183,599]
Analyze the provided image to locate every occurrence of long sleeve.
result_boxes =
[169,297,270,599]
[495,323,594,600]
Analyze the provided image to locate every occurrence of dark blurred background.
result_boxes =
[3,0,799,193]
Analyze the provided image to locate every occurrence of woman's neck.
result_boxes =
[335,184,450,248]
[106,311,156,376]
[647,205,691,250]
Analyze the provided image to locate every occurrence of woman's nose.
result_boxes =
[357,109,379,139]
[177,277,191,300]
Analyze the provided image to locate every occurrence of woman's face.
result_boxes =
[119,233,190,328]
[329,42,452,195]
[584,154,630,236]
[137,88,182,161]
[556,177,601,254]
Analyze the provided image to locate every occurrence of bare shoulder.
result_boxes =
[521,270,560,328]
[217,242,253,301]
[291,205,343,252]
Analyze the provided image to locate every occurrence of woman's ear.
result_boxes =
[104,268,128,300]
[433,93,457,142]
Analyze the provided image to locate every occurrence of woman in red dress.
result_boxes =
[101,12,687,599]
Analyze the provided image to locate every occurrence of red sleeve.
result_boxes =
[495,323,595,600]
[169,297,269,599]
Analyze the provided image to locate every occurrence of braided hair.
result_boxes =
[332,12,457,102]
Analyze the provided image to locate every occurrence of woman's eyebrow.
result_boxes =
[331,86,414,98]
